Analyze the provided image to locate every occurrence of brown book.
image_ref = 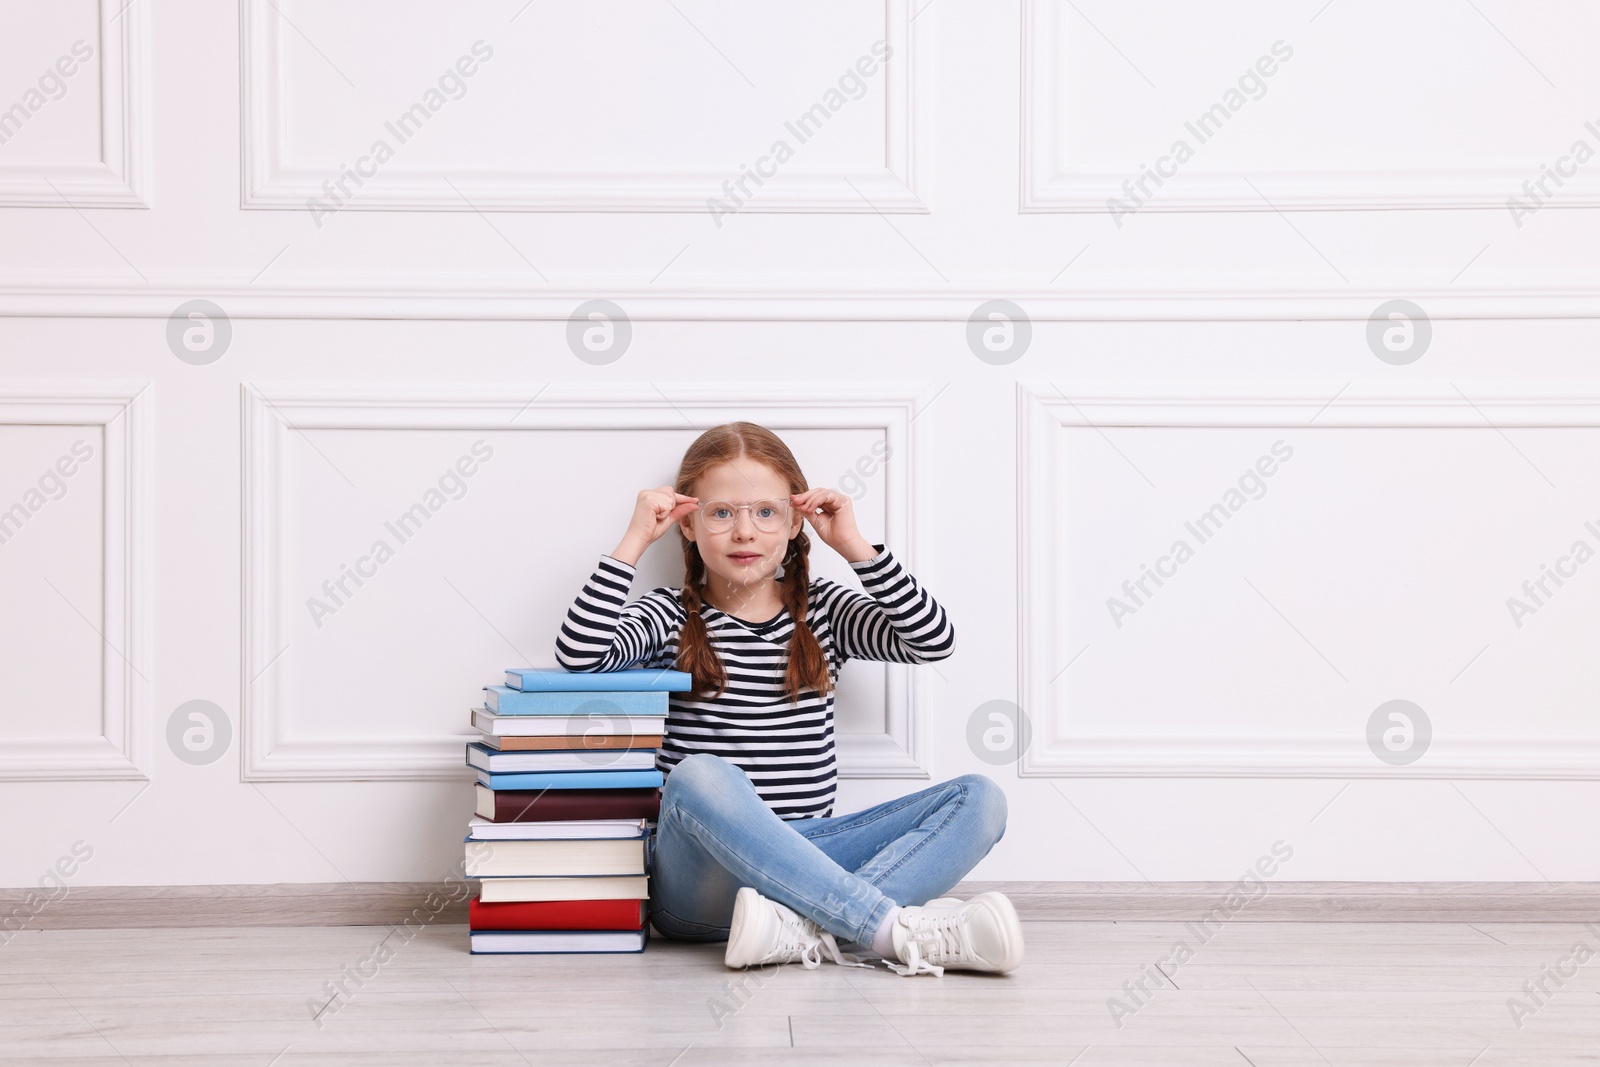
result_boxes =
[479,734,664,752]
[476,783,662,823]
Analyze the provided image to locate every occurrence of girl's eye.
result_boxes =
[710,506,733,519]
[756,506,777,519]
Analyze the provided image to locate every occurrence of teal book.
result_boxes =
[504,667,693,693]
[484,686,669,716]
[474,767,666,791]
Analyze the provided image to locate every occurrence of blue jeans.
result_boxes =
[646,751,1008,950]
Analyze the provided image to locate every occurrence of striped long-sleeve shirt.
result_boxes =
[553,544,955,820]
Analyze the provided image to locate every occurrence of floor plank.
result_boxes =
[2,921,1598,1064]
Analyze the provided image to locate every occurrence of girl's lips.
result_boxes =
[728,553,761,562]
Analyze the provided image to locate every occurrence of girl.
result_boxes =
[555,422,1023,977]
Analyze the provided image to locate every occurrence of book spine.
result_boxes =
[470,741,656,772]
[478,877,648,903]
[469,895,646,931]
[468,931,647,953]
[482,770,665,791]
[491,788,662,822]
[488,688,668,717]
[505,669,692,693]
[482,734,664,751]
[474,710,667,736]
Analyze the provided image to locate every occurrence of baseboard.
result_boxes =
[5,881,1600,930]
[955,881,1600,922]
[0,883,471,931]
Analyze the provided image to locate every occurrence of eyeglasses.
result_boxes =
[696,499,792,533]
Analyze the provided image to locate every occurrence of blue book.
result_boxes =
[504,667,693,693]
[475,767,665,791]
[484,687,668,716]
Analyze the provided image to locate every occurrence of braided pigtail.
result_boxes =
[778,530,832,704]
[676,539,729,699]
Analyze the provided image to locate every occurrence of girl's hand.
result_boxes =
[790,488,874,560]
[614,486,699,564]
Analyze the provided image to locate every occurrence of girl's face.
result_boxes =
[681,458,804,590]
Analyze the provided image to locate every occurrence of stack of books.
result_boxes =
[463,666,691,954]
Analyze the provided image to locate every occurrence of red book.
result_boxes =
[476,784,661,823]
[469,896,648,931]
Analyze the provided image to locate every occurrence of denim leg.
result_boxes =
[795,772,1008,951]
[646,753,897,947]
[797,771,1008,909]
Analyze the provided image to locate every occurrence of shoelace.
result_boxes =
[884,909,977,977]
[764,914,873,970]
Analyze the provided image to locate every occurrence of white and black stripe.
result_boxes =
[554,544,955,820]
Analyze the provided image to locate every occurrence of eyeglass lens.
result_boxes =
[701,500,788,531]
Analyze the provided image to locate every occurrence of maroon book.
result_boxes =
[469,897,647,931]
[475,784,662,822]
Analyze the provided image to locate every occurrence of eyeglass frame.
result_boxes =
[692,498,795,533]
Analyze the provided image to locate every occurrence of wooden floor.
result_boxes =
[3,919,1599,1065]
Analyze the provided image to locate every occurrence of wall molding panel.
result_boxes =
[239,0,923,213]
[1018,0,1600,213]
[0,383,151,780]
[0,0,151,208]
[6,273,1600,321]
[241,381,934,781]
[1017,380,1600,779]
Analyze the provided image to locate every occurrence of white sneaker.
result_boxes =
[885,891,1025,977]
[724,887,874,970]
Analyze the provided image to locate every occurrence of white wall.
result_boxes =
[4,0,1600,889]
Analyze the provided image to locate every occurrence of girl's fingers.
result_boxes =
[793,489,832,512]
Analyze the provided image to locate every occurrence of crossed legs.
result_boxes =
[646,752,1008,950]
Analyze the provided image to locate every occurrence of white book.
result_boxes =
[465,838,645,877]
[476,875,649,903]
[467,816,649,841]
[465,742,657,774]
[470,929,648,954]
[472,707,667,737]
